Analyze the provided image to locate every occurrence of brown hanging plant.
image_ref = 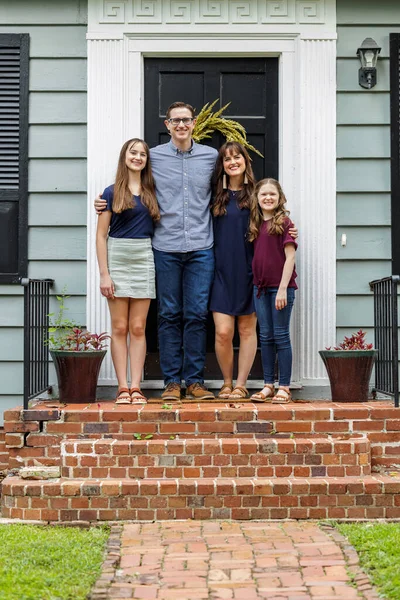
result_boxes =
[192,98,264,158]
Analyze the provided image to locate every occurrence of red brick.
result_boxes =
[314,421,349,432]
[4,421,39,433]
[5,433,24,448]
[4,409,23,421]
[102,482,121,496]
[121,423,156,433]
[198,422,234,433]
[276,421,312,433]
[180,410,216,422]
[26,434,60,447]
[353,420,385,431]
[160,423,196,433]
[23,409,60,421]
[140,482,159,495]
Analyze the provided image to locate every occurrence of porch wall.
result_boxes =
[0,0,88,423]
[336,0,400,344]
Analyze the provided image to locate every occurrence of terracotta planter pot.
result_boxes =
[50,350,107,404]
[319,349,378,402]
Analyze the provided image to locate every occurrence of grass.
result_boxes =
[337,522,400,600]
[0,524,109,600]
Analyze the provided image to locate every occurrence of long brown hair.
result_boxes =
[112,138,160,221]
[248,178,289,242]
[211,142,255,217]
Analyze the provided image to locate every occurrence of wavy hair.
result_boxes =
[248,178,289,242]
[112,138,160,221]
[211,142,255,217]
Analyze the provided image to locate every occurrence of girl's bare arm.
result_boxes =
[96,211,114,299]
[276,243,296,310]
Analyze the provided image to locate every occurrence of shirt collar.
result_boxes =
[168,139,195,155]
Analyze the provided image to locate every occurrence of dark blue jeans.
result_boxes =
[253,287,295,386]
[153,248,215,386]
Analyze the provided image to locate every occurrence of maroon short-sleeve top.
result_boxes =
[252,217,298,296]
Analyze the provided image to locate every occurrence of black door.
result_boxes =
[144,57,279,379]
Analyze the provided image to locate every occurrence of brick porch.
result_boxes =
[1,400,400,522]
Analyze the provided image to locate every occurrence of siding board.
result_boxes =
[337,0,400,24]
[337,26,400,58]
[29,194,87,225]
[337,93,389,124]
[30,58,86,91]
[29,261,87,294]
[337,159,390,192]
[0,25,87,57]
[29,125,87,158]
[0,1,87,25]
[336,227,391,260]
[29,159,86,192]
[337,58,389,92]
[337,296,374,327]
[337,193,390,225]
[337,126,390,159]
[30,92,87,123]
[337,261,391,294]
[29,227,86,260]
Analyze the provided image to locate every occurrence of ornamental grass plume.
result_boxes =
[192,98,264,158]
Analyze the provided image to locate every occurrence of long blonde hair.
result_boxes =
[248,178,289,242]
[112,138,160,221]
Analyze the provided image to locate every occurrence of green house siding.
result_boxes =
[0,0,87,422]
[336,0,400,346]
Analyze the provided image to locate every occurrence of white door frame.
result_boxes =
[86,1,337,387]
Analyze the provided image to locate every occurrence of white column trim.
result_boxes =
[86,5,337,386]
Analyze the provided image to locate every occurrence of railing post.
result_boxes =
[21,278,54,409]
[370,275,400,406]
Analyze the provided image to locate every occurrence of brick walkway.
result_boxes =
[92,521,379,600]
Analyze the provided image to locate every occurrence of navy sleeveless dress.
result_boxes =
[209,190,254,316]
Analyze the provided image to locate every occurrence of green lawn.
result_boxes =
[337,522,400,600]
[0,524,109,600]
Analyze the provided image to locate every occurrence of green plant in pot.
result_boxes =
[48,292,110,404]
[319,330,378,402]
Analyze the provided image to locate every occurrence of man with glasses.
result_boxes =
[95,101,217,401]
[151,102,217,401]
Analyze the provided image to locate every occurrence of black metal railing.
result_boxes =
[369,276,400,407]
[21,278,54,409]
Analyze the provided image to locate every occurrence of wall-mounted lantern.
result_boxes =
[356,38,381,89]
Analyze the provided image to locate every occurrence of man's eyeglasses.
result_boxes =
[167,117,195,126]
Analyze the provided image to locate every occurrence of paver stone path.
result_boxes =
[95,521,378,600]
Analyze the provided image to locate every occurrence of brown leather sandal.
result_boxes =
[218,383,233,399]
[229,386,249,399]
[250,384,275,403]
[115,388,131,405]
[271,388,292,404]
[129,387,147,404]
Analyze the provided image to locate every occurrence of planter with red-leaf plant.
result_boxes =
[319,330,378,402]
[48,291,110,403]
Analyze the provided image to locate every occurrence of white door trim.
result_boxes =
[87,1,336,386]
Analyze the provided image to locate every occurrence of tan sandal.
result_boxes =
[218,383,233,399]
[271,388,292,404]
[130,387,147,404]
[229,386,249,399]
[115,388,131,405]
[250,384,275,403]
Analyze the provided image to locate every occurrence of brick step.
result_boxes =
[61,437,371,479]
[2,475,400,522]
[0,429,7,474]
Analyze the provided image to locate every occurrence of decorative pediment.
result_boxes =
[92,0,328,28]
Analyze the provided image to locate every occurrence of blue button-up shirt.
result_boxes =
[150,140,218,252]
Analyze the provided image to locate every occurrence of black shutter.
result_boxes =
[390,33,400,275]
[0,34,28,283]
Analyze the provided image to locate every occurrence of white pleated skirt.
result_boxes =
[107,237,156,299]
